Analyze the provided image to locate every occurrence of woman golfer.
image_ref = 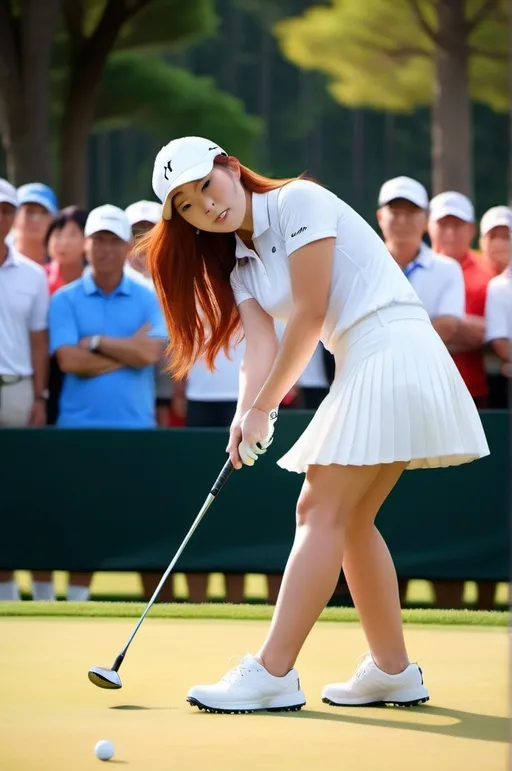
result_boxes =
[143,136,489,713]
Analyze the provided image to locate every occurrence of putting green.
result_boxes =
[0,616,508,771]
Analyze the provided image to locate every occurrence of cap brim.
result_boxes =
[162,159,216,220]
[481,218,511,236]
[430,207,473,223]
[379,192,427,209]
[19,194,56,214]
[0,196,17,208]
[85,225,131,243]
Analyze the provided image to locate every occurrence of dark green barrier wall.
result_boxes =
[0,411,509,580]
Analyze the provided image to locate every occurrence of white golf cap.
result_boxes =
[152,136,228,220]
[85,204,132,242]
[480,205,512,236]
[429,191,474,223]
[0,178,18,207]
[378,176,428,209]
[125,200,162,226]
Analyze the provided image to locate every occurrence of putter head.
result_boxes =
[88,666,123,690]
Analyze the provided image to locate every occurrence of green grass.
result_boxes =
[0,601,507,627]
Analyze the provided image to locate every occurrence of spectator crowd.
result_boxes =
[0,173,510,609]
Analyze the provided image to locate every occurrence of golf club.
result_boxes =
[88,457,234,690]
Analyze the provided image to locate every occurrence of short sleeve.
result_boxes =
[485,279,510,342]
[29,269,50,331]
[49,290,79,353]
[230,266,253,307]
[276,180,339,256]
[145,289,168,339]
[435,260,465,319]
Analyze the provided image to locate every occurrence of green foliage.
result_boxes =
[95,52,261,161]
[275,0,508,113]
[115,0,217,52]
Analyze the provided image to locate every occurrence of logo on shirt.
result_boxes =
[163,160,173,180]
[291,226,307,238]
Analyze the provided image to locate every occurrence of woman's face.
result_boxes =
[172,162,249,233]
[48,221,85,265]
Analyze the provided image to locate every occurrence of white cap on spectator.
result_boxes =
[429,191,474,223]
[0,178,18,208]
[125,200,162,226]
[152,136,228,220]
[480,206,512,236]
[85,204,132,242]
[378,176,429,209]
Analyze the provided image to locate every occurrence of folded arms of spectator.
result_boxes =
[50,290,125,378]
[56,347,124,377]
[89,323,164,368]
[431,316,459,345]
[446,315,485,354]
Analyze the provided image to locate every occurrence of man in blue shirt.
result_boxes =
[49,204,167,429]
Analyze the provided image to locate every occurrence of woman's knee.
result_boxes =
[295,491,350,529]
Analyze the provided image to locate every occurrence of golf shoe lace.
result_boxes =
[222,654,256,684]
[353,653,374,681]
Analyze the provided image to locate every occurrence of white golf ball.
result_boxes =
[94,740,115,761]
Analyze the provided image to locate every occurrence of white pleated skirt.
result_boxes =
[278,305,490,473]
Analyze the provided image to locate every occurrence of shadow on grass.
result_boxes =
[273,704,508,743]
[110,704,177,711]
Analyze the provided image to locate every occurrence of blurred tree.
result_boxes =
[276,0,508,197]
[94,53,261,157]
[0,0,260,205]
[56,0,216,205]
[0,0,61,184]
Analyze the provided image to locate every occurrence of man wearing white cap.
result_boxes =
[377,177,464,346]
[48,205,166,598]
[429,191,496,611]
[0,179,50,601]
[479,205,511,277]
[124,200,161,281]
[485,266,511,387]
[429,191,494,408]
[479,205,511,411]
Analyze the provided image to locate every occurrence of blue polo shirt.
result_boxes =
[49,272,167,428]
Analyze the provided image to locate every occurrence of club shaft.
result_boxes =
[115,493,215,662]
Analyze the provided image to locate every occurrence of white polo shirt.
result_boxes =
[403,243,465,320]
[485,270,511,343]
[186,341,245,402]
[0,246,49,376]
[230,180,422,351]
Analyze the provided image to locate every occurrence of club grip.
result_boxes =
[210,459,234,497]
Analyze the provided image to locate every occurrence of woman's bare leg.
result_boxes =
[256,463,382,677]
[342,462,408,674]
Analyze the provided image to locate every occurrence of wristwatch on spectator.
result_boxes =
[89,334,101,352]
[36,390,49,401]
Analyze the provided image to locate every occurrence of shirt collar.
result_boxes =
[416,242,434,268]
[252,191,271,238]
[82,270,131,296]
[234,192,271,260]
[1,245,21,268]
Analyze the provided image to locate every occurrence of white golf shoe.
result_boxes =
[187,654,306,714]
[322,653,429,707]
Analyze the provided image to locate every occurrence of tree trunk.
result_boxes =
[0,0,60,185]
[59,83,100,207]
[431,0,471,196]
[59,1,135,206]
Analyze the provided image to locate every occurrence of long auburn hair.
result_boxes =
[138,155,302,378]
